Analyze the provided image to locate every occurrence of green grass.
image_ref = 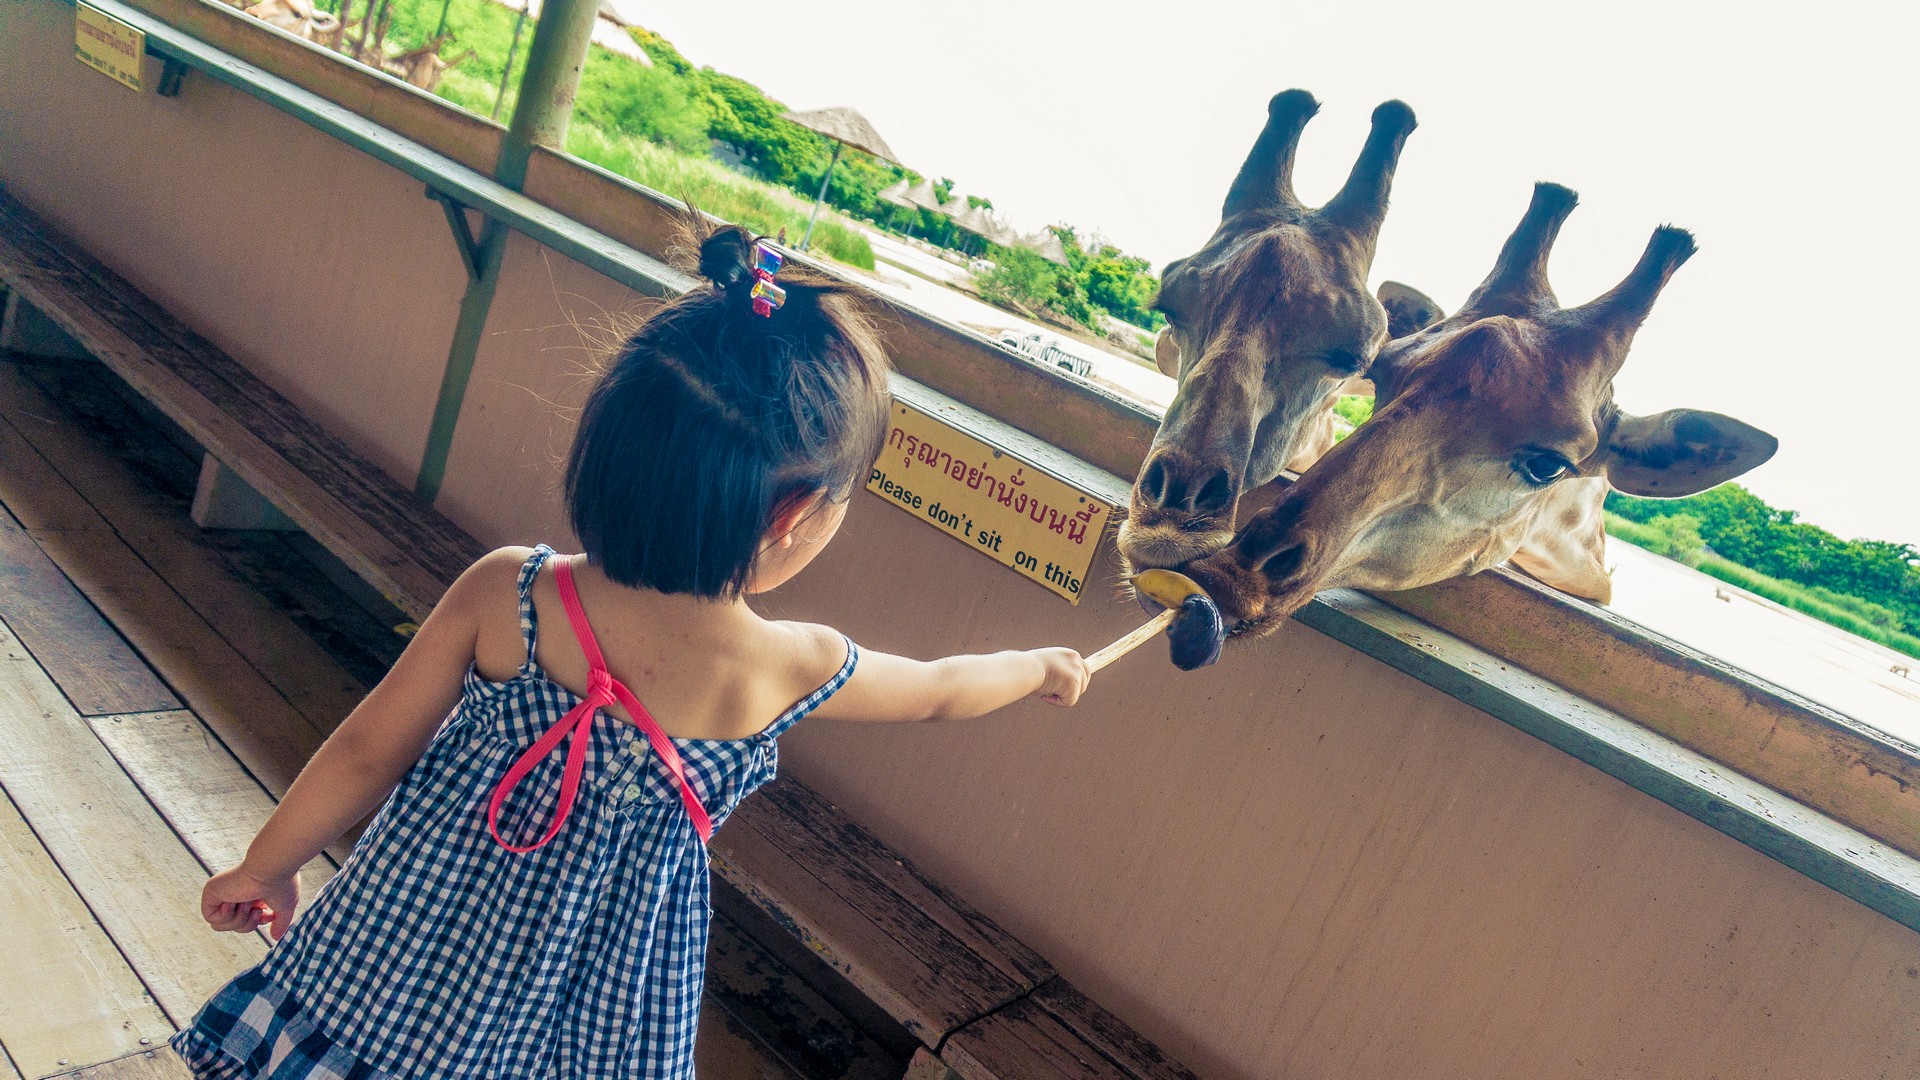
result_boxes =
[1605,512,1920,659]
[564,127,875,269]
[1604,513,1667,551]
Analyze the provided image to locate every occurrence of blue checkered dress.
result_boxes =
[174,546,858,1079]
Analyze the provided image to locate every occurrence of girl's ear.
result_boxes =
[765,488,829,547]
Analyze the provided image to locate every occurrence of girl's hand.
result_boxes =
[1032,648,1091,706]
[202,864,301,940]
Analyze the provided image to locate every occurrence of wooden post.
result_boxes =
[191,456,299,532]
[419,0,600,502]
[1,292,88,360]
[902,1048,963,1080]
[800,141,843,252]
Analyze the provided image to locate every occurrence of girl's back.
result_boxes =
[485,547,849,743]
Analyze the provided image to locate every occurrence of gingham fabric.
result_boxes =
[174,546,858,1079]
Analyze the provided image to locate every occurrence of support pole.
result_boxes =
[489,7,527,122]
[799,142,841,252]
[417,0,599,501]
[495,0,599,189]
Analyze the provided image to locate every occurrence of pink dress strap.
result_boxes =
[487,556,714,852]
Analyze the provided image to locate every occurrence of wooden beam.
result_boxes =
[0,620,265,1023]
[0,492,179,716]
[0,202,477,621]
[0,362,370,733]
[1377,570,1920,860]
[711,777,1053,1047]
[60,1048,193,1079]
[88,710,337,892]
[0,788,175,1079]
[23,526,329,798]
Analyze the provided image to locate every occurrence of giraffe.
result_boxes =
[1165,182,1778,652]
[1116,90,1416,574]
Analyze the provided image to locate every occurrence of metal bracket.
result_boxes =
[156,56,188,97]
[425,186,482,281]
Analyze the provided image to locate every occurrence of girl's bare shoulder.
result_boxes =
[458,546,540,680]
[757,618,856,694]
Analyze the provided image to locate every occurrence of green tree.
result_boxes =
[575,52,708,154]
[1050,226,1165,330]
[1644,513,1707,563]
[696,71,828,187]
[975,246,1096,328]
[821,151,908,220]
[627,27,693,76]
[1608,484,1920,631]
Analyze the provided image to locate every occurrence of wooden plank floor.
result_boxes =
[0,352,898,1079]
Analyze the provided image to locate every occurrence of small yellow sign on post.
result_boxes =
[867,399,1113,603]
[76,3,146,92]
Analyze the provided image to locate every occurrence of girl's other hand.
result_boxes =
[1032,648,1091,707]
[202,864,301,940]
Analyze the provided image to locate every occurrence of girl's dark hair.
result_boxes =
[565,224,892,598]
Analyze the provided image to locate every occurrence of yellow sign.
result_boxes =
[867,399,1112,603]
[76,3,145,92]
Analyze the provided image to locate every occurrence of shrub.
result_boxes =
[1333,395,1373,429]
[974,246,1096,328]
[576,52,708,154]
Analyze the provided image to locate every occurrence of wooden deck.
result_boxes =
[0,351,900,1080]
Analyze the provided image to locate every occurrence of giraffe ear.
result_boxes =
[1153,326,1181,378]
[1600,409,1778,497]
[1378,281,1443,339]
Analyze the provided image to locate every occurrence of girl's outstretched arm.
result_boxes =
[201,548,524,937]
[809,636,1091,725]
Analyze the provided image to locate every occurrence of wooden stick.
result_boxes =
[1085,608,1178,673]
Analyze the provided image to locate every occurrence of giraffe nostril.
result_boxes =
[1139,457,1237,516]
[1141,458,1174,508]
[1260,541,1309,583]
[1192,469,1235,515]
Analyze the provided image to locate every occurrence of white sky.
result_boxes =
[637,0,1919,548]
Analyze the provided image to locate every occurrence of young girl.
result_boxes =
[173,225,1091,1079]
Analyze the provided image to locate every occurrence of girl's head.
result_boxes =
[565,224,891,598]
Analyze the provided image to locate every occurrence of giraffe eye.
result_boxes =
[1516,452,1572,486]
[1321,349,1366,375]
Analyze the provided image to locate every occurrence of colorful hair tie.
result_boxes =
[751,241,785,317]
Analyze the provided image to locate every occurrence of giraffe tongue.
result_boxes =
[1167,594,1224,670]
[1130,569,1224,671]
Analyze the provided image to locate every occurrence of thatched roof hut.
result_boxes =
[1020,228,1071,266]
[782,107,899,164]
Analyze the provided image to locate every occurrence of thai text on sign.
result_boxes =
[867,399,1113,603]
[76,3,145,92]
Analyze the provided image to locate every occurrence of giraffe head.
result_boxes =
[1175,182,1778,645]
[1117,90,1417,572]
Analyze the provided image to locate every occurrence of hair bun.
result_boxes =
[697,226,756,291]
